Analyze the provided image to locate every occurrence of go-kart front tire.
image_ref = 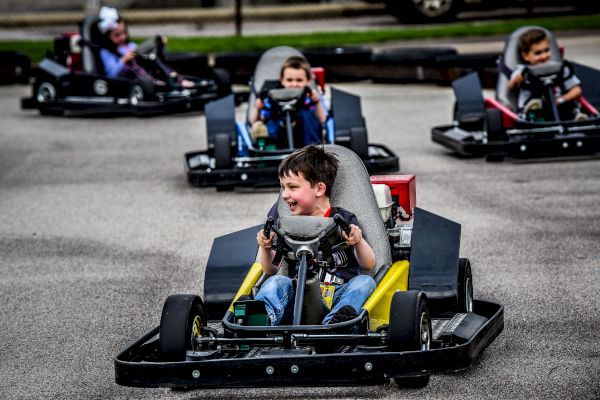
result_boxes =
[159,294,207,361]
[388,290,432,388]
[388,290,431,351]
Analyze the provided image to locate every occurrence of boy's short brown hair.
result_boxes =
[279,145,338,197]
[280,56,312,81]
[518,28,548,58]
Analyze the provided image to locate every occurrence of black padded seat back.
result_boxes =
[497,25,562,110]
[80,14,106,75]
[276,144,391,277]
[247,46,306,123]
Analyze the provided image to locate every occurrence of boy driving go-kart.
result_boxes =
[184,46,399,189]
[431,25,600,160]
[506,27,585,122]
[255,145,376,326]
[250,57,328,149]
[116,144,504,390]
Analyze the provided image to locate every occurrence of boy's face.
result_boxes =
[521,38,551,66]
[281,67,311,89]
[280,172,326,216]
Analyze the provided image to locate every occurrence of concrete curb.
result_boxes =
[0,3,386,28]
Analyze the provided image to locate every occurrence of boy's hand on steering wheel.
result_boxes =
[257,229,275,249]
[342,224,362,247]
[309,88,320,105]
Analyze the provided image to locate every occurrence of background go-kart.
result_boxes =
[1,34,599,400]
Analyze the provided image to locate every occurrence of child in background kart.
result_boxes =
[250,57,328,146]
[96,6,194,88]
[255,145,376,326]
[508,27,585,121]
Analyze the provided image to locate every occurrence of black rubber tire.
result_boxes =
[388,290,431,352]
[159,294,207,361]
[484,108,506,142]
[35,80,58,104]
[129,83,145,106]
[457,258,474,313]
[350,126,369,160]
[163,51,209,76]
[214,133,232,169]
[371,47,457,66]
[387,0,462,24]
[302,46,373,66]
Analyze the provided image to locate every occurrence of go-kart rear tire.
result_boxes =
[388,290,431,352]
[457,258,474,313]
[214,133,232,169]
[350,126,369,160]
[130,79,155,106]
[484,108,506,142]
[159,294,207,361]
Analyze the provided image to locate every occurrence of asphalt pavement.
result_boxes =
[1,25,600,400]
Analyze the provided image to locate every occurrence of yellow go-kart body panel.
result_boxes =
[227,260,410,332]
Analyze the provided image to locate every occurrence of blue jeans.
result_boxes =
[265,109,322,148]
[255,274,376,325]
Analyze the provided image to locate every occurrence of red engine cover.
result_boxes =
[370,174,416,220]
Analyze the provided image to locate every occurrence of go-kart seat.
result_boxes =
[275,144,392,279]
[247,46,307,124]
[80,14,107,75]
[496,25,562,111]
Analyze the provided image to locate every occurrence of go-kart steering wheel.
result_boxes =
[264,213,352,325]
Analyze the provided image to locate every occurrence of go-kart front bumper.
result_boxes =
[114,300,503,388]
[184,143,400,188]
[431,123,600,158]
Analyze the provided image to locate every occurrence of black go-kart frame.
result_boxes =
[115,145,503,389]
[21,15,231,117]
[431,26,600,161]
[184,46,399,190]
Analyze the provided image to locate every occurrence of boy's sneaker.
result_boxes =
[574,112,588,121]
[251,121,268,141]
[327,305,358,324]
[523,98,542,114]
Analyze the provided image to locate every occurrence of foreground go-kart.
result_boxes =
[21,14,230,116]
[432,26,600,160]
[115,145,503,389]
[184,46,398,190]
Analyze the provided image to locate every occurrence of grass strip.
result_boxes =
[1,13,599,62]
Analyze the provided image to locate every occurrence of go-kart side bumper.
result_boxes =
[432,124,600,158]
[21,91,221,117]
[184,143,400,188]
[114,300,503,388]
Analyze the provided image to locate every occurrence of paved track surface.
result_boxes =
[1,37,599,399]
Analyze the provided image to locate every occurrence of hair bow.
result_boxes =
[98,6,120,34]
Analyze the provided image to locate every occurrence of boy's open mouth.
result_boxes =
[286,200,297,212]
